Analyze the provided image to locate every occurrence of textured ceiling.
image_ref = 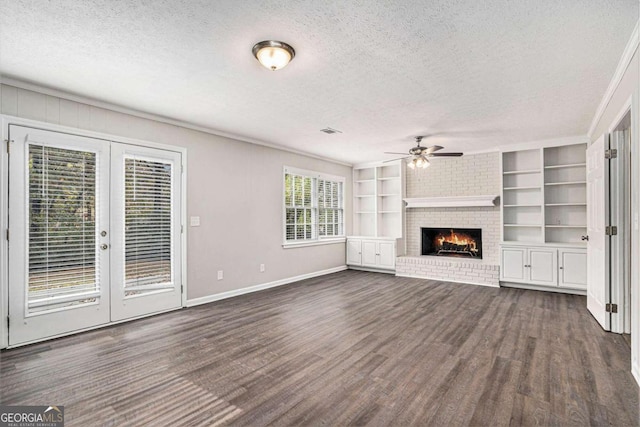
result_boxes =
[0,0,638,164]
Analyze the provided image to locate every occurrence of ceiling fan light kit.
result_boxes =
[252,40,295,71]
[385,135,464,166]
[407,156,430,169]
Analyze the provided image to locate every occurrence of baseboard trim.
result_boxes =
[186,265,348,307]
[500,281,586,295]
[348,266,395,275]
[395,273,499,288]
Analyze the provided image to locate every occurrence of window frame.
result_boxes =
[282,166,346,248]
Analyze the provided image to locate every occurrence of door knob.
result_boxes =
[100,244,108,250]
[581,235,589,241]
[101,230,107,237]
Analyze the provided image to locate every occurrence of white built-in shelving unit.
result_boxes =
[500,142,588,294]
[353,161,405,238]
[348,161,406,272]
[501,144,587,245]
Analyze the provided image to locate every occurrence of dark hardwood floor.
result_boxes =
[1,270,638,426]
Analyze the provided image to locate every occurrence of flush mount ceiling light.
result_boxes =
[252,40,296,71]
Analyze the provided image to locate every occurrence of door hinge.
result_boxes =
[6,316,9,328]
[605,226,618,236]
[606,303,618,313]
[5,139,9,154]
[181,225,184,234]
[5,229,8,241]
[605,149,618,159]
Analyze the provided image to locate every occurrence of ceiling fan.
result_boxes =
[384,136,463,169]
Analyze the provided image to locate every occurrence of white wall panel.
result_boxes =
[1,84,352,302]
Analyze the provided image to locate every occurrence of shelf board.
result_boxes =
[504,224,542,228]
[544,163,586,169]
[355,194,375,198]
[503,186,541,191]
[378,176,400,181]
[545,203,587,207]
[378,193,400,197]
[355,179,375,183]
[545,225,587,228]
[544,181,587,186]
[380,210,401,214]
[356,211,376,214]
[503,204,541,208]
[502,169,541,175]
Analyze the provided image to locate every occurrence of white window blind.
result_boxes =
[28,144,99,311]
[284,168,345,243]
[124,157,173,295]
[318,178,343,237]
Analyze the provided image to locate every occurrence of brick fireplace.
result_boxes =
[395,152,501,287]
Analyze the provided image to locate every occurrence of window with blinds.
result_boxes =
[28,144,99,311]
[318,179,344,237]
[284,168,345,243]
[124,157,173,296]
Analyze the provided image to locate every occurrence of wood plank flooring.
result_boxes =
[1,270,638,426]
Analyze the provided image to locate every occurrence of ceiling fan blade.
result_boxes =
[425,145,444,154]
[383,156,410,163]
[428,152,464,157]
[384,151,410,155]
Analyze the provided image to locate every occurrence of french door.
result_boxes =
[8,125,182,346]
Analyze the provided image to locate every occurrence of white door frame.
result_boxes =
[608,97,632,334]
[0,115,188,348]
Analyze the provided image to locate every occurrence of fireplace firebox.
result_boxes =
[421,228,482,259]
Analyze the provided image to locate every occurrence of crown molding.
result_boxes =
[587,19,639,139]
[0,77,353,167]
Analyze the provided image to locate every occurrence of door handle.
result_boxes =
[581,235,589,241]
[100,244,108,250]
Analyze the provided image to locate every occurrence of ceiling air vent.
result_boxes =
[320,127,342,134]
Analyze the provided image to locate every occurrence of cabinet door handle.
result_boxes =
[581,235,589,241]
[559,266,563,270]
[524,264,530,267]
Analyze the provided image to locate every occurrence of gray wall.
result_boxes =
[0,84,352,301]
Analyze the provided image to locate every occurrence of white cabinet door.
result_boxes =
[377,241,396,269]
[500,247,526,281]
[361,240,378,267]
[346,239,362,265]
[559,249,587,289]
[528,248,557,286]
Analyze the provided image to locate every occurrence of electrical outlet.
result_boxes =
[190,216,201,227]
[217,270,223,280]
[260,264,265,272]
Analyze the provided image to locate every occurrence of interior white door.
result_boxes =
[109,143,182,321]
[8,126,111,346]
[586,134,610,330]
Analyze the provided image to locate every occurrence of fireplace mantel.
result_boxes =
[404,195,499,208]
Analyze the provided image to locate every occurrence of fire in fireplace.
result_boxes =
[421,228,482,259]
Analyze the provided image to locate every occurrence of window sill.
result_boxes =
[282,237,346,249]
